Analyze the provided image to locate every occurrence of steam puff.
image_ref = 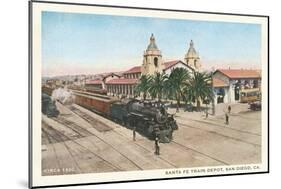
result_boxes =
[51,87,75,105]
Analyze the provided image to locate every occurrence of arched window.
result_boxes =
[154,57,158,67]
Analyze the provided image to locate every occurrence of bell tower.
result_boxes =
[184,40,201,70]
[141,34,164,75]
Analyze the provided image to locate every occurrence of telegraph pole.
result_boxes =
[211,71,215,115]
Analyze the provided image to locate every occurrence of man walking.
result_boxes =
[133,126,136,141]
[228,105,231,114]
[154,136,160,155]
[225,112,229,125]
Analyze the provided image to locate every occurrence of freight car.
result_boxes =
[85,88,107,95]
[67,85,107,95]
[42,86,54,96]
[73,90,119,115]
[42,93,60,117]
[73,91,178,143]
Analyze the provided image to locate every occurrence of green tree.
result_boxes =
[148,72,167,101]
[167,68,190,112]
[185,71,213,111]
[134,75,151,100]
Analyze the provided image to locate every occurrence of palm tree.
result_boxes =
[148,72,167,101]
[134,75,151,100]
[185,71,213,111]
[167,68,190,112]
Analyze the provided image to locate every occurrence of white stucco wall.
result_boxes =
[104,75,120,83]
[164,62,193,75]
[212,71,262,104]
[213,72,230,85]
[213,72,233,104]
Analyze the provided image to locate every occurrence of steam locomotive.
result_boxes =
[73,90,178,143]
[111,99,178,143]
[42,93,60,117]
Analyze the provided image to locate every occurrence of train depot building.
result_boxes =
[85,34,198,98]
[212,69,261,105]
[83,34,261,106]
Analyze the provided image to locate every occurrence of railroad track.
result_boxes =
[68,105,177,168]
[50,115,145,171]
[42,120,123,172]
[178,118,261,136]
[42,121,70,144]
[52,116,93,137]
[170,141,229,165]
[178,122,261,147]
[66,106,177,168]
[44,117,226,170]
[111,126,228,167]
[67,105,225,168]
[68,105,112,132]
[109,129,178,168]
[48,105,234,169]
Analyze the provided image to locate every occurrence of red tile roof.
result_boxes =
[163,60,181,70]
[124,66,141,74]
[216,69,261,79]
[123,60,192,74]
[213,78,228,87]
[106,78,138,84]
[85,79,103,85]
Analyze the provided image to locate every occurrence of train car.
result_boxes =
[240,88,261,103]
[85,88,107,95]
[72,90,119,116]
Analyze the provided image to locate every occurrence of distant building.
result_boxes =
[212,69,261,104]
[45,79,63,88]
[85,73,120,91]
[70,34,202,98]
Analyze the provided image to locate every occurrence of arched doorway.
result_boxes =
[217,88,225,104]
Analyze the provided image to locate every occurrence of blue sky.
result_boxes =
[42,11,261,76]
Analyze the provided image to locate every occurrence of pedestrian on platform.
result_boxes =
[205,109,209,119]
[225,113,229,125]
[154,136,160,155]
[228,105,231,114]
[133,126,136,141]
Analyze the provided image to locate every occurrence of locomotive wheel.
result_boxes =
[122,117,129,127]
[125,117,134,128]
[121,120,126,126]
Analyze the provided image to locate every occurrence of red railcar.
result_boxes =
[72,90,119,116]
[85,88,107,95]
